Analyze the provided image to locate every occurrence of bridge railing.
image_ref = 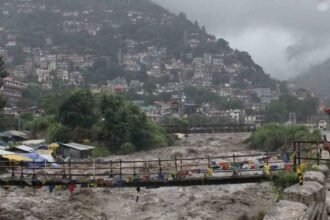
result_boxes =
[0,151,291,187]
[163,124,257,133]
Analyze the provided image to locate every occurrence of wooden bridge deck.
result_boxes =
[0,152,287,188]
[163,124,257,134]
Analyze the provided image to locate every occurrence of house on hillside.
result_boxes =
[0,77,26,107]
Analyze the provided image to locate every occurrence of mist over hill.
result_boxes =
[153,0,330,80]
[295,58,330,102]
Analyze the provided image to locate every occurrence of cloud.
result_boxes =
[223,27,296,79]
[152,0,330,79]
[317,0,329,11]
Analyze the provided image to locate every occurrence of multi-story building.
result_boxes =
[0,77,26,106]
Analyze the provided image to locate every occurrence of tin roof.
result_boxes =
[12,145,35,153]
[61,143,95,151]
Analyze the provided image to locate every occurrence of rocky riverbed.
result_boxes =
[0,133,276,220]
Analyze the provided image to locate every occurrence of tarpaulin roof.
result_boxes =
[35,145,49,150]
[0,150,16,155]
[0,130,28,139]
[1,154,32,162]
[22,139,45,146]
[60,143,94,151]
[48,143,59,151]
[36,150,55,163]
[20,153,46,162]
[20,152,59,168]
[11,145,35,153]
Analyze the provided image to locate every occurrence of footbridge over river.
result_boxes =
[1,140,330,219]
[0,151,288,188]
[162,123,257,134]
[0,139,327,189]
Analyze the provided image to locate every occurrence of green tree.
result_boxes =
[99,94,167,152]
[47,122,71,143]
[246,123,321,151]
[264,94,319,123]
[143,80,157,94]
[264,101,288,123]
[19,82,44,108]
[58,89,96,129]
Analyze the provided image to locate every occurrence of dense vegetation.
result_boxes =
[24,89,169,154]
[246,123,322,151]
[263,94,319,123]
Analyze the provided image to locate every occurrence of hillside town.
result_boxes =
[0,0,322,127]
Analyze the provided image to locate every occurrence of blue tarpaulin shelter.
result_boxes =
[20,153,46,168]
[35,145,49,150]
[20,153,59,168]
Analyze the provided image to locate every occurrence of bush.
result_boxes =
[47,122,71,143]
[120,143,136,155]
[246,123,322,151]
[24,115,55,138]
[92,146,112,157]
[271,171,297,201]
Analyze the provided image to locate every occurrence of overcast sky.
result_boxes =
[153,0,330,80]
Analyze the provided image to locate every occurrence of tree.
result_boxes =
[99,94,167,152]
[19,83,43,108]
[47,122,71,143]
[264,101,288,123]
[58,89,96,130]
[246,124,321,151]
[143,81,157,94]
[264,94,319,123]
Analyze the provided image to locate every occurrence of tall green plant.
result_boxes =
[246,123,322,151]
[271,171,297,201]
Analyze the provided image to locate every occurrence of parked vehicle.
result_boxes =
[318,120,327,130]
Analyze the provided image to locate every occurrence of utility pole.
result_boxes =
[17,115,21,131]
[289,112,296,125]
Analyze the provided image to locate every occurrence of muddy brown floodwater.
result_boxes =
[0,133,276,220]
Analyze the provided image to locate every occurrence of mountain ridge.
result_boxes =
[0,0,277,90]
